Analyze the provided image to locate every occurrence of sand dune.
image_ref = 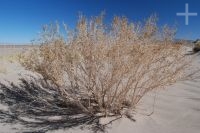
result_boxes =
[0,47,200,133]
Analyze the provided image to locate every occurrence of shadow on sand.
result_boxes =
[0,77,104,133]
[185,50,200,56]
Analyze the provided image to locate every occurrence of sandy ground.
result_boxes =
[0,47,200,133]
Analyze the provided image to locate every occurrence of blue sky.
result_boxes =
[0,0,200,44]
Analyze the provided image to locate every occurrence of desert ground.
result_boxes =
[0,46,200,133]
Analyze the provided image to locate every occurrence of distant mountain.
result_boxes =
[193,39,200,44]
[174,39,193,43]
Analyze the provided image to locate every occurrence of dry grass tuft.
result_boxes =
[20,14,196,117]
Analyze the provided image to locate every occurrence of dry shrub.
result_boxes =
[20,14,194,117]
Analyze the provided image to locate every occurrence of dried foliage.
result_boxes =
[19,14,194,117]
